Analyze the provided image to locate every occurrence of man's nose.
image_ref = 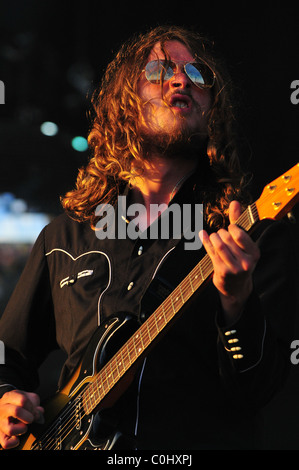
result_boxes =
[169,69,191,89]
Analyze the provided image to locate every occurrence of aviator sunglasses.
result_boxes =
[144,60,215,89]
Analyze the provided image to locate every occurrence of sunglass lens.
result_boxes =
[145,60,173,83]
[185,63,214,88]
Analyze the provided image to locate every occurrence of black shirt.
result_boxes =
[0,175,297,449]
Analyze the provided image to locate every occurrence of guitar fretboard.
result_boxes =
[82,202,259,414]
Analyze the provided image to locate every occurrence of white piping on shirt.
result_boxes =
[45,248,112,326]
[239,318,267,373]
[0,383,16,390]
[151,247,176,281]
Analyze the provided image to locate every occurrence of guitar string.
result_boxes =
[33,294,201,449]
[30,266,211,449]
[34,204,265,448]
[36,246,222,448]
[31,276,203,448]
[30,228,241,448]
[30,389,89,450]
[82,252,215,403]
[29,181,299,448]
[31,179,299,447]
[27,188,292,448]
[31,204,261,449]
[30,290,199,449]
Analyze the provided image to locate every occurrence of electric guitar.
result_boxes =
[15,163,299,450]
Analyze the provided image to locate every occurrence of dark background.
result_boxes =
[0,0,298,449]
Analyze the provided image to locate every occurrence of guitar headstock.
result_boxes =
[256,163,299,221]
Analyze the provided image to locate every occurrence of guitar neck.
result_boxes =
[82,202,260,415]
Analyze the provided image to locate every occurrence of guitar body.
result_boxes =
[18,314,139,450]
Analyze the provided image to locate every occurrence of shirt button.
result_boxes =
[127,281,134,291]
[225,329,237,336]
[233,354,244,360]
[67,275,77,285]
[231,346,242,352]
[137,246,143,256]
[228,338,239,344]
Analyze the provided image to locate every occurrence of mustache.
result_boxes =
[166,89,193,103]
[168,90,192,97]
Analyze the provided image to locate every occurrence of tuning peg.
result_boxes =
[272,202,282,210]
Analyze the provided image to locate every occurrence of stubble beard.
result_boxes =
[140,116,208,163]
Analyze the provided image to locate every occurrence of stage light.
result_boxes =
[71,136,88,152]
[40,121,58,136]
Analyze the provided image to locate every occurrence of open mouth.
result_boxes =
[169,93,192,110]
[172,100,188,108]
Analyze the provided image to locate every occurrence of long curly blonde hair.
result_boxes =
[61,25,250,231]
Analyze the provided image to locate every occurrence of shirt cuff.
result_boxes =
[216,289,266,373]
[0,384,17,399]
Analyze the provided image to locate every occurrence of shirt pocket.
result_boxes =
[59,269,94,288]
